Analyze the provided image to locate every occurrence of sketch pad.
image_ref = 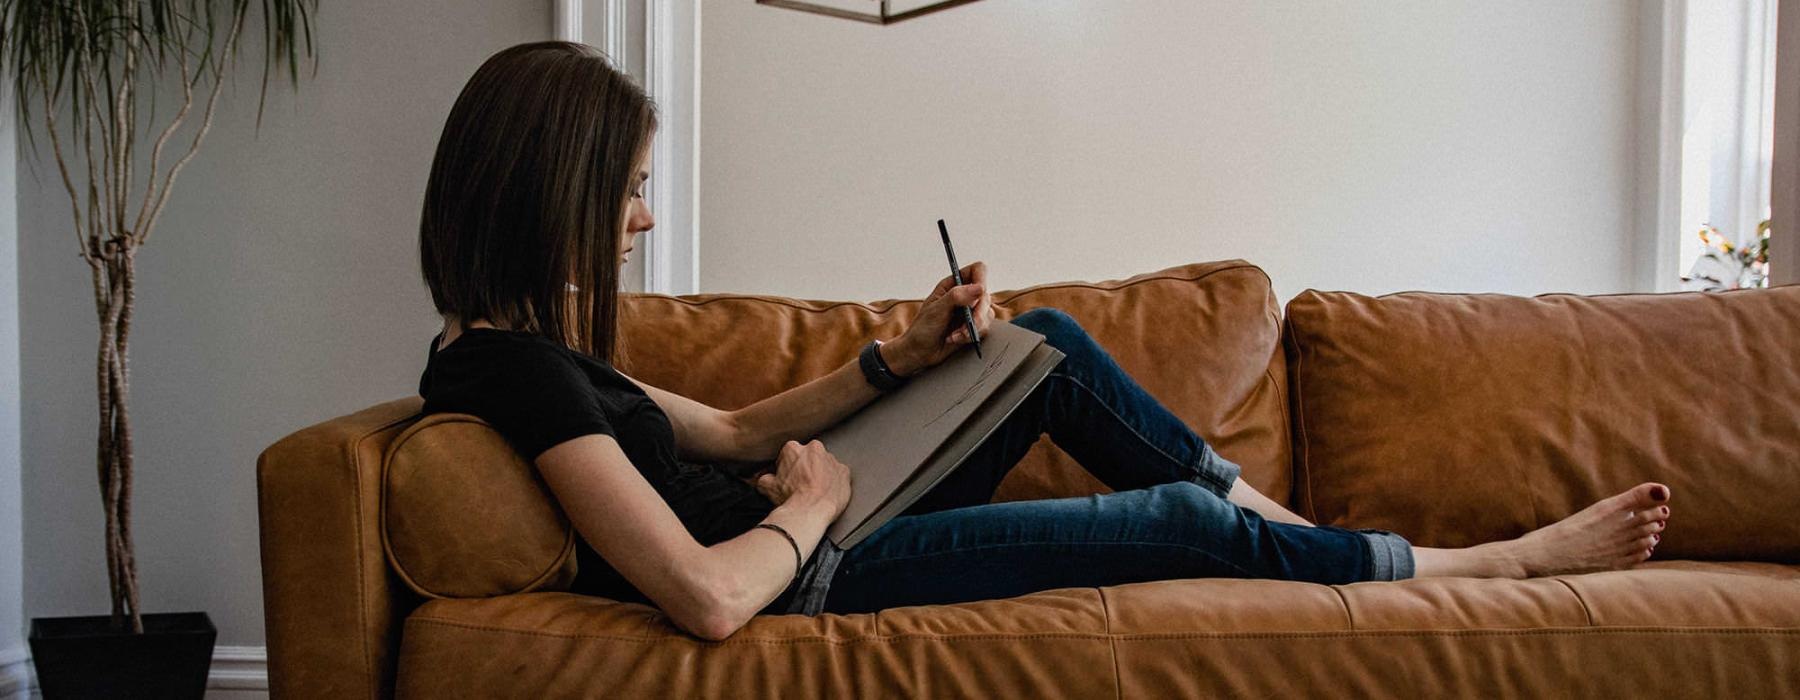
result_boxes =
[819,321,1066,548]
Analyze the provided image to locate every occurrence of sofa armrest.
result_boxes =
[257,397,424,699]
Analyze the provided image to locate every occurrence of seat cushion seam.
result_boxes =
[1100,588,1123,700]
[401,616,1800,644]
[1554,577,1595,627]
[1330,585,1354,630]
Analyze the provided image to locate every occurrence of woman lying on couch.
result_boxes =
[415,41,1673,641]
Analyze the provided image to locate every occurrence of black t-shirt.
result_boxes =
[417,327,776,604]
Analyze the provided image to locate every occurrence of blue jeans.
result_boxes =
[767,307,1414,616]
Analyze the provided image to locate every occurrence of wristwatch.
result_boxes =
[858,339,909,392]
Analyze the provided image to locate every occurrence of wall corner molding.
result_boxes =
[557,0,702,295]
[1641,0,1687,293]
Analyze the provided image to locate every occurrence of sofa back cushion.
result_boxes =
[1285,286,1800,561]
[618,260,1294,505]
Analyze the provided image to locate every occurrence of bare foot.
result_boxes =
[1504,482,1671,577]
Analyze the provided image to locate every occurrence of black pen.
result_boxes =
[936,219,982,358]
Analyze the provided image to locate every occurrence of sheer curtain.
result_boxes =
[1680,0,1778,289]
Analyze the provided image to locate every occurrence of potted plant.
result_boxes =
[1,1,318,696]
[1683,219,1773,291]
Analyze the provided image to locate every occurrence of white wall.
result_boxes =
[0,72,26,696]
[699,0,1647,302]
[16,0,548,671]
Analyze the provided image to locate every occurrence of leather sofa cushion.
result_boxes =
[1285,286,1800,560]
[394,562,1800,696]
[381,413,577,598]
[619,259,1294,505]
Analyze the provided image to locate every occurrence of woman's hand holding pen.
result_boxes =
[883,261,994,377]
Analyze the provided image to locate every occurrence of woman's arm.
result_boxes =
[622,349,900,464]
[728,341,914,462]
[620,375,760,464]
[734,264,996,461]
[535,433,848,640]
[625,262,996,465]
[619,365,892,464]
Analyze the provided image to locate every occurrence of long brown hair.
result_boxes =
[418,41,656,364]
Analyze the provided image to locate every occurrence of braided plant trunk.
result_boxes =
[4,0,316,634]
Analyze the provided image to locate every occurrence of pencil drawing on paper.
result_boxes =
[922,338,1015,430]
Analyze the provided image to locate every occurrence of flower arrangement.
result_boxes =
[1683,219,1771,291]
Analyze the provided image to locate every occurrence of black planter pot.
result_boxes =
[27,611,216,699]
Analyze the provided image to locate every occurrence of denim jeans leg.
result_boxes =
[902,306,1242,516]
[824,481,1401,615]
[1357,529,1416,581]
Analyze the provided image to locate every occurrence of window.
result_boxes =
[1677,0,1777,290]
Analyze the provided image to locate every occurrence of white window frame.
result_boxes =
[555,0,702,295]
[1642,0,1783,291]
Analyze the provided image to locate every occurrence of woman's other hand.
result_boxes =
[754,439,852,517]
[886,261,994,376]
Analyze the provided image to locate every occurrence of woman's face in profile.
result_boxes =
[620,143,654,267]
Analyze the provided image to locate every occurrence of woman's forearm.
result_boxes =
[731,337,918,461]
[691,493,837,639]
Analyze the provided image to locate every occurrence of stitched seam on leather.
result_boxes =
[406,617,1113,643]
[402,616,1800,643]
[352,430,386,699]
[1001,265,1256,306]
[1100,588,1123,700]
[1360,285,1798,303]
[1285,312,1319,524]
[1110,628,1800,640]
[1259,276,1291,506]
[381,415,576,599]
[1260,363,1287,485]
[379,426,442,602]
[350,432,375,699]
[1330,585,1355,631]
[1554,578,1595,627]
[633,263,1257,314]
[354,410,424,700]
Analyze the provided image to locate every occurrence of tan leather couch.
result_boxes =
[258,260,1800,697]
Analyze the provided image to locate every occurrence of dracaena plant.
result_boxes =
[0,0,318,633]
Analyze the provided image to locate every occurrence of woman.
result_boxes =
[417,42,1671,641]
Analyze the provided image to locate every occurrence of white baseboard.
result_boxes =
[0,646,29,700]
[207,646,268,690]
[1,643,266,698]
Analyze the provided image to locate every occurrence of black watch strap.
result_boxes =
[859,339,909,392]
